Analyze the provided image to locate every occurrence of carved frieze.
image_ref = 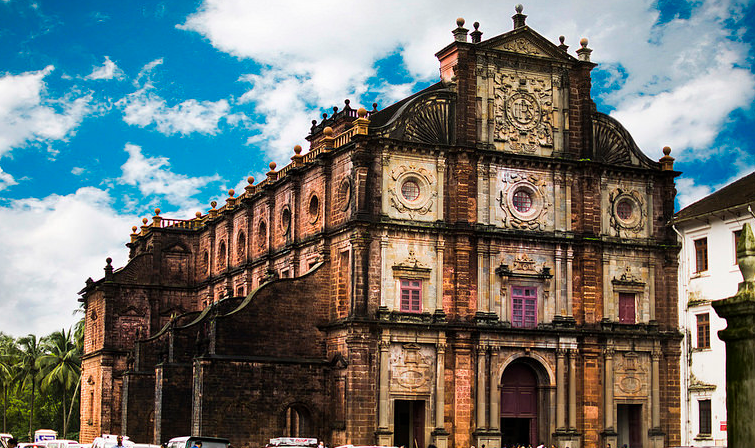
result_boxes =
[501,37,547,56]
[493,72,554,153]
[614,351,648,398]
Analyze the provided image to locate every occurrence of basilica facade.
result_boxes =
[79,9,682,448]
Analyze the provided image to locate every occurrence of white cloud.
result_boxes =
[0,166,17,190]
[0,187,136,337]
[181,0,754,168]
[118,85,234,136]
[134,58,164,87]
[0,66,93,156]
[85,56,125,81]
[675,177,714,209]
[71,166,85,176]
[118,143,223,211]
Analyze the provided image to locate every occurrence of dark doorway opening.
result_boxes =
[617,404,642,448]
[501,362,538,446]
[394,400,425,448]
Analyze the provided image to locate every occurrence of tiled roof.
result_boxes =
[674,171,755,223]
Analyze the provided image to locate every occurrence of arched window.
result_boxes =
[237,232,246,261]
[258,221,267,249]
[202,250,209,275]
[218,240,226,268]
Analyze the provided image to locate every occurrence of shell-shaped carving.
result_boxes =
[592,113,656,169]
[375,89,455,145]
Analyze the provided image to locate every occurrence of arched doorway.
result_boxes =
[501,361,538,446]
[284,404,313,437]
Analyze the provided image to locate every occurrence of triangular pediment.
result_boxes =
[479,27,576,62]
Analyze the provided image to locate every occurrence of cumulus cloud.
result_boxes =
[0,66,92,156]
[0,187,136,337]
[117,85,234,136]
[118,143,223,211]
[181,0,754,169]
[85,56,125,80]
[0,166,17,190]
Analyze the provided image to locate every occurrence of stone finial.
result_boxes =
[659,146,675,171]
[132,226,138,233]
[211,200,217,209]
[292,144,304,167]
[354,107,371,135]
[142,217,148,225]
[357,107,367,118]
[209,200,218,218]
[372,103,378,112]
[154,208,161,216]
[269,161,277,171]
[130,226,139,243]
[558,35,569,52]
[577,37,592,62]
[453,17,469,42]
[323,126,334,137]
[195,211,202,218]
[228,189,235,197]
[152,208,162,227]
[512,4,527,29]
[738,223,755,283]
[226,189,236,207]
[470,21,483,43]
[322,126,335,151]
[104,257,114,280]
[267,161,278,181]
[343,99,352,111]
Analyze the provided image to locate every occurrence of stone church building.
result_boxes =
[79,8,682,448]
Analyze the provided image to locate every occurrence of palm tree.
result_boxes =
[15,334,44,442]
[38,329,80,438]
[0,333,18,432]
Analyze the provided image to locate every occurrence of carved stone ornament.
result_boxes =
[501,37,546,56]
[391,343,433,393]
[493,72,553,153]
[609,187,645,235]
[513,253,538,272]
[388,164,437,219]
[497,170,551,230]
[393,249,432,279]
[613,266,644,285]
[614,351,648,397]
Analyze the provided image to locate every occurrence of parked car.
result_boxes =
[46,440,80,448]
[92,435,134,448]
[265,439,318,448]
[165,437,229,448]
[1,434,13,448]
[132,444,160,448]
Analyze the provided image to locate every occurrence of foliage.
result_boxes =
[0,326,82,442]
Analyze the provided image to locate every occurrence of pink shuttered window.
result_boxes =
[400,280,422,313]
[619,293,635,324]
[512,286,537,328]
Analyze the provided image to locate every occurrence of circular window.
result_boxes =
[281,207,291,234]
[401,180,420,201]
[309,194,320,223]
[512,189,532,213]
[617,200,633,220]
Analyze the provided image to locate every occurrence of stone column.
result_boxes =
[476,345,487,428]
[604,348,615,430]
[556,349,567,430]
[568,349,577,430]
[555,247,564,316]
[651,349,661,429]
[436,239,445,314]
[377,338,392,445]
[713,222,755,447]
[380,236,389,308]
[567,248,574,318]
[489,348,500,431]
[477,252,486,314]
[435,343,446,430]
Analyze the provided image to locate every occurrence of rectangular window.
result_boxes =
[699,399,712,435]
[697,313,710,349]
[734,230,742,264]
[619,293,636,324]
[400,280,422,313]
[694,238,708,273]
[511,286,537,328]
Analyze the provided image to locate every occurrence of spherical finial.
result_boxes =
[312,119,317,126]
[211,200,217,209]
[473,21,480,30]
[228,189,235,197]
[142,218,148,225]
[269,161,277,171]
[559,35,565,44]
[515,4,523,13]
[154,208,160,216]
[456,17,465,27]
[344,99,350,106]
[195,211,202,218]
[248,176,255,184]
[294,144,302,155]
[323,126,334,137]
[132,226,138,233]
[580,37,588,48]
[357,107,368,118]
[322,113,328,119]
[663,146,671,156]
[106,257,112,264]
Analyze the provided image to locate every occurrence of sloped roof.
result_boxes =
[674,170,755,223]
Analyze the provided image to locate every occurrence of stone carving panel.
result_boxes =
[497,169,552,230]
[494,71,553,153]
[614,351,648,398]
[608,186,646,237]
[389,343,435,394]
[387,162,437,220]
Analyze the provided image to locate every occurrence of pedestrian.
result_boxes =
[7,438,17,448]
[115,437,126,448]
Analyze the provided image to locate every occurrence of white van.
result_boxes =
[91,435,134,448]
[166,436,229,448]
[46,440,80,448]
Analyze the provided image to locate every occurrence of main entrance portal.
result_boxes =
[394,400,425,448]
[501,362,538,446]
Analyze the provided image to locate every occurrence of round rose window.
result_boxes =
[401,180,420,201]
[617,200,633,220]
[512,189,533,213]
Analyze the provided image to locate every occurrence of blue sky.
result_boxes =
[1,0,753,336]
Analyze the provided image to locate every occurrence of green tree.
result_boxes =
[15,334,44,442]
[38,329,80,438]
[0,333,19,432]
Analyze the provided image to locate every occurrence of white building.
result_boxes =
[673,171,755,447]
